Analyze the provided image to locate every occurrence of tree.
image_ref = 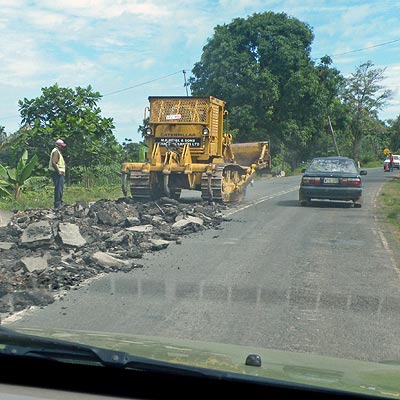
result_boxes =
[0,126,6,142]
[14,84,122,185]
[387,116,400,154]
[122,138,147,162]
[188,12,343,166]
[341,61,392,162]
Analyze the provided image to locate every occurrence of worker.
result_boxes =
[49,139,67,209]
[389,152,394,172]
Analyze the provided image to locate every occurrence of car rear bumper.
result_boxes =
[383,162,400,169]
[299,186,363,201]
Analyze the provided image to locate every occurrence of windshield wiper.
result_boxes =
[0,326,204,377]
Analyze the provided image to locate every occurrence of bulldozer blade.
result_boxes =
[230,142,269,167]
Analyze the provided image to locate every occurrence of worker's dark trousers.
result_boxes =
[52,172,64,208]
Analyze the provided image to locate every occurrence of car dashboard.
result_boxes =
[0,352,389,400]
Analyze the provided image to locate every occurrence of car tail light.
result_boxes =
[341,177,361,186]
[302,176,321,185]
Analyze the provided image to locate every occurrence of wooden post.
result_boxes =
[328,116,340,156]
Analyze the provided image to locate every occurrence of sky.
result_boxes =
[1,0,400,144]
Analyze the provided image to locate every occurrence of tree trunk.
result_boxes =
[15,185,21,200]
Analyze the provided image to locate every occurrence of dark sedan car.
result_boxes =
[299,157,367,207]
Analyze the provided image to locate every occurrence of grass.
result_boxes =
[378,176,400,242]
[361,160,382,168]
[0,183,124,211]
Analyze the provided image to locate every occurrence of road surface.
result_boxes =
[5,168,400,362]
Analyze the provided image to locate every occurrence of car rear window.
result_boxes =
[307,159,357,173]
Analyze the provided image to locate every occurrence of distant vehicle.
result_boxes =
[383,154,400,171]
[299,156,367,207]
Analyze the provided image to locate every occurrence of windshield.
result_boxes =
[1,2,400,399]
[306,158,358,174]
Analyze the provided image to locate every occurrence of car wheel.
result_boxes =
[299,191,311,206]
[299,197,310,206]
[353,200,362,208]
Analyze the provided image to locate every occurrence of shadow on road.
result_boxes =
[303,200,354,208]
[277,199,354,208]
[276,200,302,207]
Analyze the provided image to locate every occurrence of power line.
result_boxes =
[0,70,190,121]
[324,38,400,58]
[102,70,186,97]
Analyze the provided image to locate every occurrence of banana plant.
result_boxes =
[0,175,11,198]
[0,150,39,199]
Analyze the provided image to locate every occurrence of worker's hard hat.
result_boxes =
[55,139,66,147]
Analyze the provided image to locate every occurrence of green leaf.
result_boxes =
[19,154,39,184]
[7,168,16,182]
[0,164,8,179]
[16,149,28,178]
[0,187,11,197]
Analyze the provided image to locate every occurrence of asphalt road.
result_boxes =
[6,167,400,362]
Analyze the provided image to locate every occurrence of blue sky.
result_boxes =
[1,0,399,144]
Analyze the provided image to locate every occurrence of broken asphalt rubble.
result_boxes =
[0,197,229,316]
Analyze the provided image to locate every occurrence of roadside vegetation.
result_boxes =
[0,182,122,211]
[379,176,400,240]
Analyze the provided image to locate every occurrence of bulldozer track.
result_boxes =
[201,165,225,202]
[129,164,250,203]
[129,171,152,201]
[201,164,249,203]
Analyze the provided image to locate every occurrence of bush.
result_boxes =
[69,163,122,187]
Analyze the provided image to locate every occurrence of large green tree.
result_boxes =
[189,12,343,166]
[14,84,122,183]
[340,61,392,162]
[386,116,400,154]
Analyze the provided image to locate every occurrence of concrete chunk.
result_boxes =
[21,254,50,273]
[126,224,153,233]
[0,242,14,250]
[172,216,203,230]
[150,239,170,250]
[58,223,87,247]
[21,221,53,246]
[91,251,130,268]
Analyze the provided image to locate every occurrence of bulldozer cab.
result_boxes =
[144,96,226,162]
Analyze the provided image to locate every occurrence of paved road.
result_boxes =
[6,168,400,362]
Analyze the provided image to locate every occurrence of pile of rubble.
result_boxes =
[0,197,228,316]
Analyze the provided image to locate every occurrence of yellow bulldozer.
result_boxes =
[121,96,271,203]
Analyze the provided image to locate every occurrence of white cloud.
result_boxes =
[36,0,170,19]
[1,0,400,140]
[380,64,400,118]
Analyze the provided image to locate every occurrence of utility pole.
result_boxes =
[182,70,189,96]
[328,116,340,156]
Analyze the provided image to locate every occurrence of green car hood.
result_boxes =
[12,326,400,399]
